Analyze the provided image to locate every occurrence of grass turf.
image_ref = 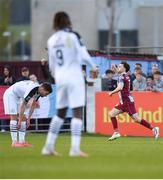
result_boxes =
[0,132,163,179]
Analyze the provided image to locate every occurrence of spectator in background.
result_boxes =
[86,69,98,86]
[102,69,117,91]
[130,67,142,82]
[133,72,146,91]
[17,67,30,82]
[146,76,154,91]
[134,63,142,69]
[2,65,16,85]
[149,64,160,77]
[29,74,40,85]
[153,71,163,92]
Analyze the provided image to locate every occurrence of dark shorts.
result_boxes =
[115,101,137,116]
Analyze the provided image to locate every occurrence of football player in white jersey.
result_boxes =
[42,11,97,157]
[3,80,52,147]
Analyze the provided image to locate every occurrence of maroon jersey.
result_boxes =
[117,72,134,104]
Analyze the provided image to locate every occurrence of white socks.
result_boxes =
[43,116,83,155]
[10,120,26,144]
[44,115,64,150]
[70,118,82,154]
[10,120,17,144]
[18,121,26,143]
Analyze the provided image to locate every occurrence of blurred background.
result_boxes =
[0,0,163,61]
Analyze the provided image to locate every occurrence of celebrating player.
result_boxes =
[108,62,159,140]
[3,80,52,147]
[42,11,97,157]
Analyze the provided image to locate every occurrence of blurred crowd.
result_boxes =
[86,63,163,92]
[0,65,40,86]
[1,62,162,93]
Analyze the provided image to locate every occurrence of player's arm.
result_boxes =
[74,32,97,71]
[108,82,124,96]
[47,41,56,79]
[26,98,37,128]
[18,100,27,129]
[18,87,38,129]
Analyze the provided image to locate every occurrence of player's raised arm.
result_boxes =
[111,64,118,74]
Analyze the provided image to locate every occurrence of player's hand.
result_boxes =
[111,64,117,73]
[108,92,113,97]
[41,58,47,65]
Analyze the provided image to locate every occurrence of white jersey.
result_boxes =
[47,28,96,84]
[6,80,40,101]
[3,80,40,115]
[47,29,96,108]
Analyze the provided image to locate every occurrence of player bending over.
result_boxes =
[3,80,52,147]
[108,62,159,140]
[41,11,97,157]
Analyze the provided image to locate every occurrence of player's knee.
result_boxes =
[57,108,67,119]
[73,107,83,119]
[109,111,115,118]
[132,115,141,123]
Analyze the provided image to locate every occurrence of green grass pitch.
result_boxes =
[0,132,163,178]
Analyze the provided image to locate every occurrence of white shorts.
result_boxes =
[56,79,85,109]
[3,88,19,115]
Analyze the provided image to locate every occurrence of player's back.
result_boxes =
[10,80,38,98]
[48,29,83,83]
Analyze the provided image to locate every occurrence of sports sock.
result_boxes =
[140,119,153,130]
[18,121,26,143]
[44,115,64,150]
[70,118,82,153]
[10,120,17,144]
[111,117,118,131]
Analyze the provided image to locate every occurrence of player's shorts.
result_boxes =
[3,88,19,115]
[56,79,85,109]
[114,101,137,116]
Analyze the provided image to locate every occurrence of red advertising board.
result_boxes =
[95,92,163,137]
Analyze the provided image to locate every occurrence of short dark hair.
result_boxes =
[153,71,161,75]
[41,82,52,93]
[105,69,114,74]
[120,61,130,72]
[135,63,142,67]
[53,11,72,31]
[147,75,153,80]
[21,67,29,72]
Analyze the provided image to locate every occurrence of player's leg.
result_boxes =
[42,108,67,155]
[126,102,159,139]
[108,106,123,141]
[18,114,32,146]
[42,84,68,155]
[69,107,88,157]
[10,114,19,146]
[3,91,19,146]
[68,78,87,157]
[131,113,159,139]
